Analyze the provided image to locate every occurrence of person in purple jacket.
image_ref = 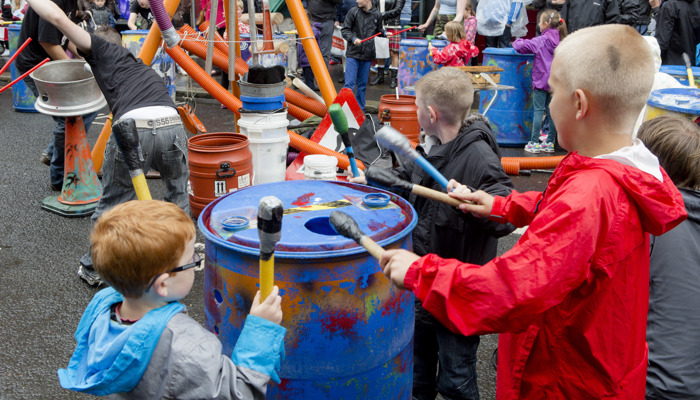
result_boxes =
[513,9,567,153]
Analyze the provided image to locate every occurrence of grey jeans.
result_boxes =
[80,122,190,270]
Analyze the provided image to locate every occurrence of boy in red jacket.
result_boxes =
[380,24,687,399]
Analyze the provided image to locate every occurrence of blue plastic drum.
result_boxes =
[644,88,700,124]
[659,65,700,87]
[479,48,534,146]
[121,30,177,100]
[199,180,417,399]
[8,25,38,113]
[398,38,448,95]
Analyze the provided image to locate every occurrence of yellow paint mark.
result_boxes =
[283,199,353,215]
[364,294,381,318]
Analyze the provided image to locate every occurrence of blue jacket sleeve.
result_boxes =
[231,315,287,384]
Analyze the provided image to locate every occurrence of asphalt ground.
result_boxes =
[0,57,561,399]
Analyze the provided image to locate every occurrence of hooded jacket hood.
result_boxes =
[557,144,687,236]
[57,288,185,396]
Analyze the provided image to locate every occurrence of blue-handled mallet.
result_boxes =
[375,126,450,190]
[328,104,360,178]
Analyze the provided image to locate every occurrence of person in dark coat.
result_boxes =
[619,0,652,34]
[297,20,322,90]
[368,0,405,88]
[654,0,700,65]
[341,0,386,110]
[351,67,515,400]
[561,0,620,33]
[308,0,343,66]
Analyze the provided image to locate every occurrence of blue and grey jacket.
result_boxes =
[58,287,286,399]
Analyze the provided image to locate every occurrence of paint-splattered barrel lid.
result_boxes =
[647,88,700,115]
[198,180,417,259]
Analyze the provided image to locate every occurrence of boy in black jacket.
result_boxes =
[351,67,515,400]
[341,0,389,110]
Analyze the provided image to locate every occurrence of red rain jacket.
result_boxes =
[430,39,479,67]
[405,152,687,399]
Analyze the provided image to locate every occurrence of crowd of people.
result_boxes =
[2,0,700,398]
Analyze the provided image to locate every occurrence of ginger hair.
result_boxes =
[91,200,195,298]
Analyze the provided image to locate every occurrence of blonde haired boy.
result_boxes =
[58,200,285,399]
[380,25,687,399]
[353,66,515,399]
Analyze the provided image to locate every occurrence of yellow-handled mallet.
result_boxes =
[683,53,697,88]
[330,210,385,260]
[112,119,151,200]
[257,196,284,300]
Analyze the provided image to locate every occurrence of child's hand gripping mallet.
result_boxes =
[374,125,450,190]
[364,166,471,206]
[258,196,283,300]
[112,118,152,200]
[328,104,360,178]
[330,211,385,260]
[683,53,697,88]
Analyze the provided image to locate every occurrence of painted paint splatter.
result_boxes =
[292,192,314,206]
[367,219,388,232]
[382,290,409,317]
[321,309,359,339]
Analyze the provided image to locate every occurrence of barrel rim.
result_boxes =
[197,181,418,259]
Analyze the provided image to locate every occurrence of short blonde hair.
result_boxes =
[237,0,243,9]
[91,200,195,298]
[554,24,654,132]
[415,67,474,126]
[638,115,700,190]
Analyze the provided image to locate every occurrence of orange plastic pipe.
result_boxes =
[503,155,564,170]
[180,25,327,117]
[285,102,315,121]
[501,158,520,175]
[284,0,336,106]
[168,44,358,170]
[90,118,112,172]
[166,45,245,111]
[138,0,181,65]
[288,130,366,171]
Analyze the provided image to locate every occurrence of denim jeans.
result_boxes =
[531,89,556,144]
[316,19,336,66]
[413,301,480,400]
[80,122,190,270]
[23,75,98,187]
[344,57,371,111]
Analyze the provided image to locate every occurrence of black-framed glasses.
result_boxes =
[145,252,203,292]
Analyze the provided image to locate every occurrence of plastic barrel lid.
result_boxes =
[399,38,448,47]
[198,180,417,259]
[658,65,700,78]
[647,88,700,114]
[483,47,522,56]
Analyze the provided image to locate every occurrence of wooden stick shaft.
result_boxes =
[241,12,284,25]
[411,184,464,207]
[260,256,274,300]
[360,236,385,260]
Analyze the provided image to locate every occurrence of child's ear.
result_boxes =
[428,105,438,123]
[152,273,171,297]
[574,89,588,120]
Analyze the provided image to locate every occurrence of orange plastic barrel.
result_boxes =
[188,133,253,218]
[378,95,420,142]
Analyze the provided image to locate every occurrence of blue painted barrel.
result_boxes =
[240,33,288,68]
[121,30,177,100]
[8,25,38,113]
[644,88,700,124]
[479,48,534,146]
[398,38,448,95]
[659,65,700,87]
[199,180,416,399]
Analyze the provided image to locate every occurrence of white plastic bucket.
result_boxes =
[248,136,290,184]
[237,111,290,140]
[303,155,338,181]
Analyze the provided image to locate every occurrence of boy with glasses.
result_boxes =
[58,200,286,399]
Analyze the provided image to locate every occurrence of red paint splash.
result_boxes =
[367,219,388,232]
[292,192,314,206]
[382,291,409,317]
[321,310,359,339]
